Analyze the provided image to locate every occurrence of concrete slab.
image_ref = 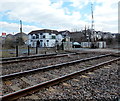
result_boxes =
[45,72,58,78]
[10,85,21,91]
[23,94,40,99]
[21,77,36,85]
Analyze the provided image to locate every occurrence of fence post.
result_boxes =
[45,51,46,54]
[62,41,64,50]
[16,46,18,57]
[36,46,38,54]
[28,45,30,55]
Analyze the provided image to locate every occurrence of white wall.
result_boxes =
[81,42,91,48]
[28,33,61,48]
[97,41,106,48]
[81,41,106,48]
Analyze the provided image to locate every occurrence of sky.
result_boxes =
[0,0,119,35]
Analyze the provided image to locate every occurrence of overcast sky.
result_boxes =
[0,0,119,35]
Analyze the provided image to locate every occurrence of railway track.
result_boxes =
[1,53,57,61]
[2,51,116,64]
[1,53,120,101]
[20,60,119,100]
[1,53,112,79]
[1,52,77,64]
[2,52,105,75]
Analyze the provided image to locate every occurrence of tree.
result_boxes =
[106,37,113,45]
[3,36,25,48]
[15,36,25,46]
[3,38,15,48]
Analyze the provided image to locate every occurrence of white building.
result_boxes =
[81,41,106,48]
[28,29,63,48]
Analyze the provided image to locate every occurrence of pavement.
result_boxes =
[73,48,120,53]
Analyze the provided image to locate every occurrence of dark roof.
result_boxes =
[70,31,81,34]
[5,34,15,40]
[59,30,70,34]
[6,34,13,36]
[29,29,59,35]
[14,32,27,37]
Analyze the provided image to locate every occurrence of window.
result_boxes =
[43,35,45,38]
[36,34,39,39]
[47,40,49,46]
[52,35,56,39]
[40,33,43,38]
[32,36,35,39]
[40,40,43,47]
[40,33,42,35]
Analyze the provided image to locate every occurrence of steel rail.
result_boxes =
[1,52,77,61]
[1,57,120,101]
[0,53,57,61]
[1,51,119,61]
[1,53,76,64]
[1,53,112,79]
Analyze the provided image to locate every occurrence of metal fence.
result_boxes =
[1,45,59,58]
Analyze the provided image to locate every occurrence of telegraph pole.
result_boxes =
[118,1,120,33]
[91,3,94,41]
[20,20,22,34]
[91,3,95,47]
[91,4,94,32]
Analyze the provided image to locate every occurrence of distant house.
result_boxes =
[28,29,63,48]
[59,30,71,42]
[59,30,72,50]
[59,30,70,38]
[69,31,86,43]
[15,32,28,44]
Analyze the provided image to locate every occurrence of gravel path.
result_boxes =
[18,61,119,101]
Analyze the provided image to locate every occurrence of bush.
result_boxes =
[3,37,25,48]
[3,38,15,48]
